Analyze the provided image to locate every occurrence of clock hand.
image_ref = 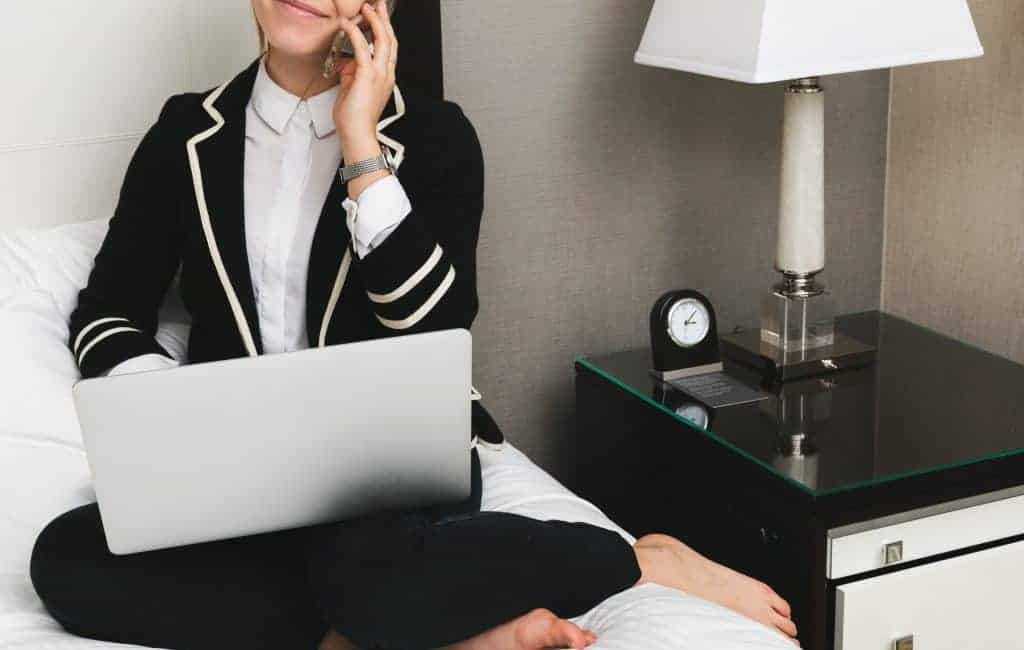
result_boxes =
[685,310,697,325]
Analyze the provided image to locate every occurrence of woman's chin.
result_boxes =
[265,28,333,59]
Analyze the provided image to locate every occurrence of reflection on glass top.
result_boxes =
[578,312,1024,496]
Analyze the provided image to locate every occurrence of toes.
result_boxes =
[551,618,591,649]
[770,591,792,619]
[517,609,593,649]
[756,582,791,618]
[772,610,798,638]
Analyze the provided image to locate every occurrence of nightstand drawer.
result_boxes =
[827,488,1024,579]
[835,540,1024,649]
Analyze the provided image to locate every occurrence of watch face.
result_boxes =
[676,403,709,429]
[667,298,711,348]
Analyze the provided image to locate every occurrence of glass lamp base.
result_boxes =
[761,282,836,352]
[722,280,876,381]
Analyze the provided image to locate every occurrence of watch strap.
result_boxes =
[339,153,394,183]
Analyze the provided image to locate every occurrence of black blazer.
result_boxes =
[70,58,503,445]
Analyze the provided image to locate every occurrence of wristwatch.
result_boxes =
[339,153,395,183]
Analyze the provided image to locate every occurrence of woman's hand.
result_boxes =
[331,0,398,162]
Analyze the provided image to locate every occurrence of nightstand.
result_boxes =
[569,311,1024,650]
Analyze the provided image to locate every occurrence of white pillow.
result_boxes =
[0,289,83,445]
[0,219,190,446]
[573,584,795,650]
[0,221,109,317]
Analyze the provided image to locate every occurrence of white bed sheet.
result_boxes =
[0,435,792,650]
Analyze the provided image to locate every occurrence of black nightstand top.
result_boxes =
[576,311,1024,497]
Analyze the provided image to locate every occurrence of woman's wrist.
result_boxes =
[340,133,382,165]
[340,133,390,199]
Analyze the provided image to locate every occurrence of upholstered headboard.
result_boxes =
[0,1,442,231]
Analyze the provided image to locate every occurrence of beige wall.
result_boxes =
[883,0,1024,365]
[441,1,890,474]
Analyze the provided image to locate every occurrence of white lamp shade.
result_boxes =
[635,0,983,83]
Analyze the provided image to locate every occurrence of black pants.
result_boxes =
[30,451,641,650]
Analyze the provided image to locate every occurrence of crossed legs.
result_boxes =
[31,450,796,649]
[314,530,798,650]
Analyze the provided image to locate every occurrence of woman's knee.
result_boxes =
[30,504,107,623]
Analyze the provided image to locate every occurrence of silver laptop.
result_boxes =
[73,329,472,555]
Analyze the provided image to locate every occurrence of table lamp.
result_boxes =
[635,0,983,380]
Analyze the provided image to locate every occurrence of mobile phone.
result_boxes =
[322,0,398,78]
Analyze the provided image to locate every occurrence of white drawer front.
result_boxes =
[828,491,1024,579]
[836,540,1024,650]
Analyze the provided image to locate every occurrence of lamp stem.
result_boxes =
[776,77,825,283]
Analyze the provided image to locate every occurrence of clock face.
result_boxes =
[676,403,709,429]
[667,298,711,348]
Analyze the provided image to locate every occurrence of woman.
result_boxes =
[29,1,798,648]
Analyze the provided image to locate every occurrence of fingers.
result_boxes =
[380,0,399,73]
[337,15,372,68]
[360,1,391,75]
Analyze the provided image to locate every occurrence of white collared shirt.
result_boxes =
[107,58,411,374]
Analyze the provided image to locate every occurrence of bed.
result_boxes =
[0,220,792,649]
[0,3,790,648]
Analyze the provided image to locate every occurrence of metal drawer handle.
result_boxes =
[883,540,904,566]
[892,635,914,650]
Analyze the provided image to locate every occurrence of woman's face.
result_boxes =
[252,0,366,57]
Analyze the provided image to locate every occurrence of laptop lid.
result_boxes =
[73,329,472,554]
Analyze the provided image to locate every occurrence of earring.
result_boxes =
[322,32,345,79]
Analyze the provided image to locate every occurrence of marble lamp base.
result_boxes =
[721,78,875,381]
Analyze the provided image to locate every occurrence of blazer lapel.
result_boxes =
[187,59,264,356]
[186,61,399,351]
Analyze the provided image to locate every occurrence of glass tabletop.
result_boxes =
[577,311,1024,497]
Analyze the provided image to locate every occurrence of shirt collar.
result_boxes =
[306,84,339,139]
[251,57,338,139]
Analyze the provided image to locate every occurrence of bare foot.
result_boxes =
[443,608,597,650]
[635,534,798,644]
[319,629,361,650]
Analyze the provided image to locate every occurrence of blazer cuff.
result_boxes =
[73,317,174,379]
[354,211,456,331]
[343,175,412,259]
